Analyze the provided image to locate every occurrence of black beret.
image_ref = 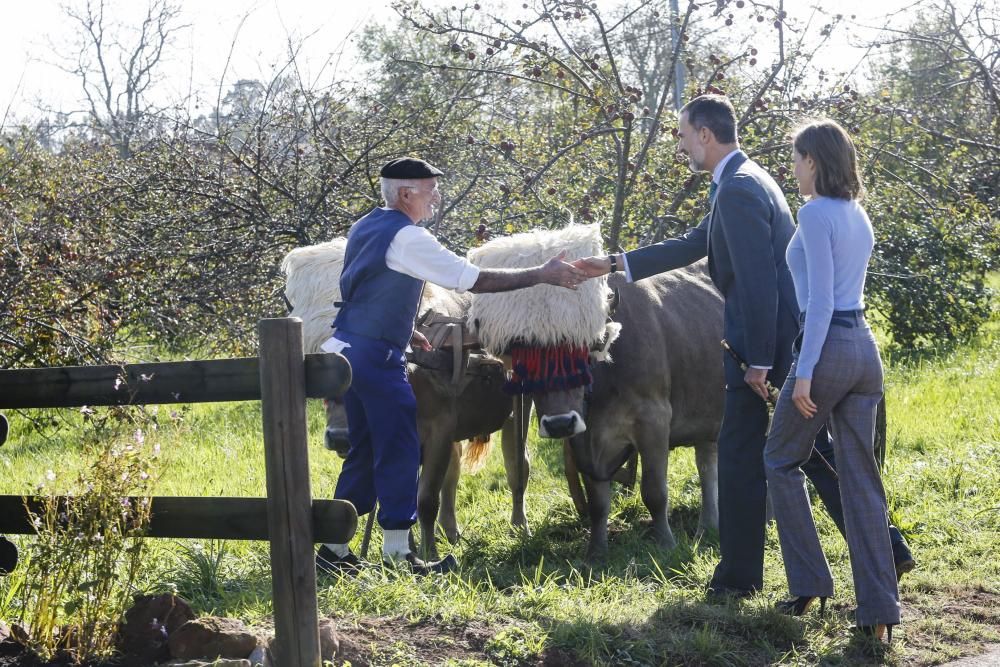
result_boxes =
[379,157,444,179]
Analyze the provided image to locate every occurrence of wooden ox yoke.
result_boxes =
[409,309,502,385]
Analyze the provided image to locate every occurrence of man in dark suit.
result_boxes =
[573,94,912,597]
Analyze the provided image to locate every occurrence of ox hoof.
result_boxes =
[442,525,462,545]
[584,545,609,565]
[507,521,531,538]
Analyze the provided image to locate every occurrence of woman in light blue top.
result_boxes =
[764,119,900,643]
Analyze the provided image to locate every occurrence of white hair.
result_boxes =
[380,177,421,207]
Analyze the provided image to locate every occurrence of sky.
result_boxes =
[1,0,921,126]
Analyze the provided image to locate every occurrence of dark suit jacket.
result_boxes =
[626,151,800,387]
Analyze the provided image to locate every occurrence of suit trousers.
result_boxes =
[333,330,421,530]
[710,384,769,594]
[764,324,900,625]
[809,427,912,566]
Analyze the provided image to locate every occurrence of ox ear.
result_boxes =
[590,322,622,363]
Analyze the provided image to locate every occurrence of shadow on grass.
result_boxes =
[533,596,903,666]
[457,493,717,590]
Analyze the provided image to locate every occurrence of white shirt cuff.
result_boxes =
[619,253,635,283]
[321,336,351,354]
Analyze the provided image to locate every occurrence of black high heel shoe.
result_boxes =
[855,624,895,644]
[775,595,828,616]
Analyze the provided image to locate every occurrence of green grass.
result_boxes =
[1,304,997,665]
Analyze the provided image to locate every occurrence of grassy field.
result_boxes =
[0,305,997,666]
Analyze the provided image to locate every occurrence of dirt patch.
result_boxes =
[331,616,587,667]
[333,617,487,666]
[898,587,1000,667]
[0,588,995,666]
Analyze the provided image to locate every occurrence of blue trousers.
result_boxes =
[333,331,420,530]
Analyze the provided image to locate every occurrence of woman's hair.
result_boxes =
[791,119,865,200]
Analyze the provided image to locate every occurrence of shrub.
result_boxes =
[18,411,157,663]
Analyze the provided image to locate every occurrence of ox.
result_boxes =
[469,226,723,560]
[282,240,522,560]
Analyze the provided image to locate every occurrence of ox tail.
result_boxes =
[461,435,493,474]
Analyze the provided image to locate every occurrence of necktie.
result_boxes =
[709,181,718,203]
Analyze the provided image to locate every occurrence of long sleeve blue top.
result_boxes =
[786,196,874,378]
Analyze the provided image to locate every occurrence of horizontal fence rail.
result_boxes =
[0,353,351,409]
[0,496,357,543]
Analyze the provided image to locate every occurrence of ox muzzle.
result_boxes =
[324,427,350,458]
[539,410,587,439]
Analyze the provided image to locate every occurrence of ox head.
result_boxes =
[465,222,620,440]
[505,342,591,439]
[507,319,622,440]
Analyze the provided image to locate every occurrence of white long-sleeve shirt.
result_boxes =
[385,223,480,291]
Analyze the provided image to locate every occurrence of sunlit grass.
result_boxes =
[0,297,997,665]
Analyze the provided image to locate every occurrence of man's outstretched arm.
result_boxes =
[470,251,588,293]
[573,214,710,280]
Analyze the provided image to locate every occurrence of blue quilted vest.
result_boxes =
[333,208,424,348]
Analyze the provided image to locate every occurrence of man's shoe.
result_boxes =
[705,584,753,603]
[384,552,458,576]
[316,546,365,576]
[892,540,917,581]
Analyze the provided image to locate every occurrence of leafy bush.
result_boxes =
[19,411,157,662]
[1,0,996,370]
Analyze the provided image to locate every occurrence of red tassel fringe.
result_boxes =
[505,343,592,395]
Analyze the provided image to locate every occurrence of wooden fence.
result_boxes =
[0,318,354,667]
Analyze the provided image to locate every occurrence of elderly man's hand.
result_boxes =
[572,255,613,277]
[410,330,433,351]
[540,250,588,290]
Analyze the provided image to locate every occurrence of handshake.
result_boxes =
[539,253,621,290]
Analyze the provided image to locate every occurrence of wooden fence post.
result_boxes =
[259,318,321,667]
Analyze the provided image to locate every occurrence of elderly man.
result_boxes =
[318,157,587,575]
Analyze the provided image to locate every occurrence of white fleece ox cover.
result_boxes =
[467,223,612,355]
[281,238,452,354]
